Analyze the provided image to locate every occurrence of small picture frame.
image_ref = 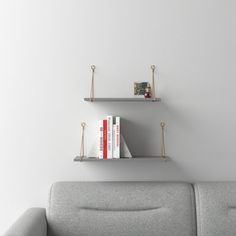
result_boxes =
[134,82,150,96]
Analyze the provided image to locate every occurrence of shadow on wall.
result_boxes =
[121,118,162,157]
[85,97,196,156]
[76,159,193,181]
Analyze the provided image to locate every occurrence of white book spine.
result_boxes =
[113,124,116,158]
[115,117,120,158]
[98,120,103,159]
[107,116,113,159]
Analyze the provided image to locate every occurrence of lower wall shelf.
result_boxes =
[74,156,168,162]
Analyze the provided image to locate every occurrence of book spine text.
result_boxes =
[107,116,113,159]
[115,117,120,158]
[103,120,107,159]
[98,120,103,159]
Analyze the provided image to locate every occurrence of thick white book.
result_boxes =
[113,124,116,158]
[115,117,120,158]
[98,120,103,159]
[107,116,113,159]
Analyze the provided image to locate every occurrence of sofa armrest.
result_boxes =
[4,208,47,236]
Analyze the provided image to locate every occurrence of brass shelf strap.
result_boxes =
[79,122,86,160]
[160,122,166,158]
[151,65,156,100]
[90,65,96,102]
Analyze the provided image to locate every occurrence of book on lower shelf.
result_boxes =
[114,117,120,159]
[107,116,113,159]
[97,116,132,160]
[98,120,103,159]
[103,119,107,159]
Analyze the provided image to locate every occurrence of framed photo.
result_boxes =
[134,82,150,95]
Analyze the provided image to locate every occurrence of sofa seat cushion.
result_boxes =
[47,182,196,236]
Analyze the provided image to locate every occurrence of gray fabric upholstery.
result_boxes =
[4,208,47,236]
[195,182,236,236]
[47,182,196,236]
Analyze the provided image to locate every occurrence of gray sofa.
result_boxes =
[4,182,236,236]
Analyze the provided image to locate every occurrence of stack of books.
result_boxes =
[98,116,120,159]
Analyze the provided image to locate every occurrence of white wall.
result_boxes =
[1,0,236,233]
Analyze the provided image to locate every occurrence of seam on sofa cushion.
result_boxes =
[78,206,162,212]
[190,184,197,236]
[194,184,202,236]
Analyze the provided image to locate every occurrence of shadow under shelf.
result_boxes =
[74,155,169,162]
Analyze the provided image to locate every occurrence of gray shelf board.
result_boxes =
[84,98,161,102]
[74,155,168,162]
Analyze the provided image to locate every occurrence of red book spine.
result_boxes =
[103,120,107,159]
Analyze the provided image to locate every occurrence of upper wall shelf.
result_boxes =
[87,65,159,102]
[84,97,161,102]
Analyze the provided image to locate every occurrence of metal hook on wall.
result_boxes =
[79,122,86,160]
[160,122,166,159]
[151,65,156,100]
[90,65,96,102]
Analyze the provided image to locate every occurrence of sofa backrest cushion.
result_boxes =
[47,182,196,236]
[195,182,236,236]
